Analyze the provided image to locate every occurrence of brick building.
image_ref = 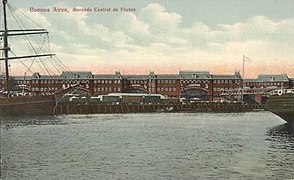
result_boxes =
[122,74,150,94]
[212,72,243,100]
[156,73,180,99]
[178,71,213,101]
[93,71,123,95]
[243,74,291,104]
[244,74,290,89]
[0,71,292,102]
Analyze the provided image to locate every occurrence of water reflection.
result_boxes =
[0,116,64,129]
[266,123,294,179]
[268,123,294,138]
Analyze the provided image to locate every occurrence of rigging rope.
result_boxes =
[10,50,34,74]
[7,4,53,78]
[5,3,73,79]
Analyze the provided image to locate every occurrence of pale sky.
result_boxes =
[1,0,294,78]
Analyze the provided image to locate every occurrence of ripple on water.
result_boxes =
[1,112,293,179]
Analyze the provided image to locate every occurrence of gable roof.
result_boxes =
[60,71,93,79]
[257,74,289,82]
[179,71,212,79]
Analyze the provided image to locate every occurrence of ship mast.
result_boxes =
[1,0,55,97]
[2,0,10,97]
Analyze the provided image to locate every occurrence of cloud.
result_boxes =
[115,13,149,35]
[7,3,294,77]
[8,8,51,29]
[140,3,182,32]
[55,7,294,77]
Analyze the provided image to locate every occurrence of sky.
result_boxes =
[1,0,294,78]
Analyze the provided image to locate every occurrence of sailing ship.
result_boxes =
[266,89,294,123]
[0,0,56,116]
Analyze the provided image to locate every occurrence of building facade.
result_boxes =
[1,71,292,102]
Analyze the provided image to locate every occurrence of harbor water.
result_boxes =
[1,112,294,179]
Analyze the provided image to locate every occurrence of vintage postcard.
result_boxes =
[1,0,293,179]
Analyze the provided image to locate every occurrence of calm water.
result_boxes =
[1,112,294,180]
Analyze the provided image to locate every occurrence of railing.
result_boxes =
[219,87,276,96]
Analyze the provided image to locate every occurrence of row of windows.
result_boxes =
[94,80,121,84]
[63,80,89,84]
[12,79,173,85]
[16,80,60,84]
[181,80,210,84]
[213,80,241,84]
[157,87,177,92]
[16,80,31,84]
[245,82,283,86]
[158,80,176,84]
[15,80,93,84]
[129,80,148,85]
[31,87,58,92]
[94,87,121,92]
[4,79,290,87]
[213,87,238,91]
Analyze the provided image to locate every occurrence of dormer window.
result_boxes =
[192,74,198,79]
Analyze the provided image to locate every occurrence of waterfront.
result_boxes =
[1,112,294,179]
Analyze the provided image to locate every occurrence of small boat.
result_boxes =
[266,89,294,123]
[0,0,56,116]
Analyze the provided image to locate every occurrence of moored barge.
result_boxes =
[266,89,294,123]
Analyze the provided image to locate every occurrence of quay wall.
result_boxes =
[54,102,265,115]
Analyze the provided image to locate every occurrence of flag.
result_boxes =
[243,55,251,62]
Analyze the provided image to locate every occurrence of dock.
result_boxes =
[54,102,264,115]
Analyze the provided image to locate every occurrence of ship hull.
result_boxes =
[266,93,294,123]
[0,95,56,116]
